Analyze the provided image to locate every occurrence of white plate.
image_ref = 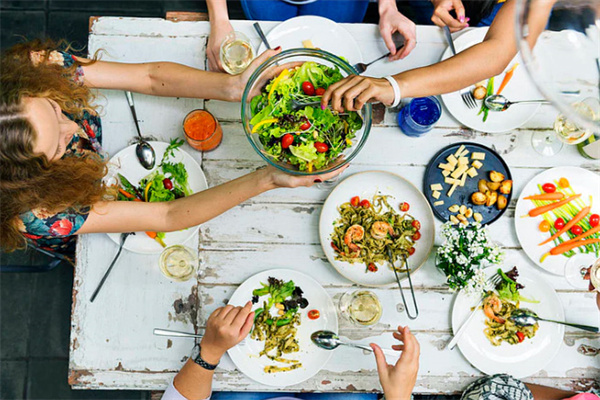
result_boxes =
[319,171,435,287]
[440,28,543,133]
[105,142,207,254]
[227,269,337,387]
[515,166,600,275]
[452,266,564,378]
[257,16,363,65]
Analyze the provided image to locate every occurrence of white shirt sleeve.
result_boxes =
[161,380,210,400]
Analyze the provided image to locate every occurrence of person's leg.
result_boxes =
[299,0,370,23]
[211,392,296,400]
[241,0,298,21]
[301,394,378,400]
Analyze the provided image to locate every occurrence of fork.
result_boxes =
[446,273,502,350]
[352,43,405,74]
[442,26,477,109]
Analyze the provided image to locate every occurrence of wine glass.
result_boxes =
[515,0,600,156]
[564,254,597,290]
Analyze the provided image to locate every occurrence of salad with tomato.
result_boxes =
[249,62,363,172]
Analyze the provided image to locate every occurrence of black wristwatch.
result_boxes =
[191,343,219,371]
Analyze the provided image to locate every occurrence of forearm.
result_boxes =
[207,0,229,23]
[378,0,398,13]
[173,359,215,400]
[524,383,576,400]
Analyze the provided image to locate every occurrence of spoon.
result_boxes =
[509,309,599,333]
[352,43,405,74]
[484,94,551,112]
[124,91,156,170]
[311,330,397,356]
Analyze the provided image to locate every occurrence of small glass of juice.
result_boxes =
[183,109,223,152]
[398,96,442,137]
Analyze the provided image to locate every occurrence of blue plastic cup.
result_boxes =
[398,96,442,137]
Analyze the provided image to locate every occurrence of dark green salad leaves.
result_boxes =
[251,277,308,327]
[496,267,539,303]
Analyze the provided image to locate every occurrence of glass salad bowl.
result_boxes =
[241,48,372,176]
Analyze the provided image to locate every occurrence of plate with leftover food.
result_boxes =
[105,140,207,254]
[257,16,363,65]
[440,28,543,133]
[515,166,600,275]
[320,171,435,287]
[227,269,337,387]
[452,266,563,378]
[424,142,512,225]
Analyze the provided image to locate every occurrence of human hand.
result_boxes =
[232,47,283,102]
[264,164,350,189]
[371,326,420,400]
[199,301,254,364]
[207,19,234,72]
[378,3,416,60]
[321,75,395,112]
[583,267,600,310]
[431,0,469,33]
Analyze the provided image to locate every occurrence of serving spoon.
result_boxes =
[484,94,551,112]
[124,91,156,170]
[311,330,396,356]
[509,308,599,333]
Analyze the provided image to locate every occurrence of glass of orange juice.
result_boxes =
[183,109,223,152]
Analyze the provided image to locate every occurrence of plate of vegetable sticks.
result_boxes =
[105,141,207,254]
[439,28,544,133]
[515,166,600,275]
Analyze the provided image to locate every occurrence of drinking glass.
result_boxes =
[220,31,255,75]
[564,254,598,290]
[338,290,382,326]
[397,96,442,137]
[183,109,223,152]
[159,245,198,282]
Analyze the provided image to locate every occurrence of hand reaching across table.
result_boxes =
[378,0,417,60]
[430,0,469,32]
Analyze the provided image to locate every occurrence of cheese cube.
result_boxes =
[459,171,467,186]
[451,164,468,179]
[445,177,458,185]
[454,145,466,157]
[472,160,483,169]
[446,154,458,166]
[442,170,451,177]
[467,167,478,178]
[460,149,470,157]
[471,152,486,160]
[448,182,459,197]
[458,156,469,166]
[302,39,315,48]
[434,200,445,206]
[439,163,453,171]
[432,190,441,199]
[430,183,443,191]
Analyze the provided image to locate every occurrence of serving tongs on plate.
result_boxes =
[387,248,419,320]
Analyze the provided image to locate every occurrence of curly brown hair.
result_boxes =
[1,39,108,252]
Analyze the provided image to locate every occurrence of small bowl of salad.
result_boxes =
[241,48,372,176]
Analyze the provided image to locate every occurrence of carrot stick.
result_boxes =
[497,63,519,95]
[145,231,167,247]
[525,194,581,217]
[524,192,565,201]
[549,238,600,255]
[118,188,135,199]
[539,206,591,246]
[552,225,600,248]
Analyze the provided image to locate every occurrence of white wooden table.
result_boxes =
[70,17,600,393]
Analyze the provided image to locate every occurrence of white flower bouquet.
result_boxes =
[436,222,504,294]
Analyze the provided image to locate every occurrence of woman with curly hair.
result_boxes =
[0,41,340,257]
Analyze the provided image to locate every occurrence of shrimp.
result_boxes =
[344,224,364,253]
[483,294,505,324]
[370,221,394,240]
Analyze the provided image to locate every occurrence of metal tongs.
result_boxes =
[388,248,419,320]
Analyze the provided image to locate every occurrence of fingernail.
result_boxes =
[274,46,281,51]
[459,16,465,22]
[321,104,326,110]
[314,179,322,183]
[465,23,469,27]
[465,17,470,22]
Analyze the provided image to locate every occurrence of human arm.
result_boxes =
[76,165,345,234]
[370,326,420,400]
[430,0,469,32]
[524,383,576,400]
[206,0,234,72]
[377,0,416,60]
[164,302,255,400]
[78,48,281,102]
[322,0,554,111]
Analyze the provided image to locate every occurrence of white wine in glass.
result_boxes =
[554,97,600,145]
[339,290,382,326]
[159,245,198,282]
[220,31,254,75]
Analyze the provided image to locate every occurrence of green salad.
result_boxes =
[249,62,363,172]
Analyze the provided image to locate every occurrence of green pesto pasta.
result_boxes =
[483,296,539,346]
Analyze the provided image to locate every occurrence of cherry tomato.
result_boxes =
[590,214,600,227]
[412,231,422,241]
[408,247,416,256]
[300,121,311,131]
[554,217,565,230]
[367,263,378,272]
[542,183,556,193]
[516,331,525,343]
[331,241,340,253]
[359,199,371,208]
[412,220,421,231]
[558,177,570,188]
[571,225,583,236]
[399,202,410,212]
[314,142,329,153]
[315,87,326,96]
[539,220,551,232]
[302,81,315,96]
[308,310,320,320]
[350,196,360,207]
[162,178,173,190]
[281,134,294,149]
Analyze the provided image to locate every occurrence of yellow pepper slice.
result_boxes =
[307,162,313,173]
[251,118,279,134]
[268,68,290,100]
[144,181,153,202]
[345,138,353,146]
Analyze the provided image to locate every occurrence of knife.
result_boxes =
[443,26,457,56]
[446,296,484,350]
